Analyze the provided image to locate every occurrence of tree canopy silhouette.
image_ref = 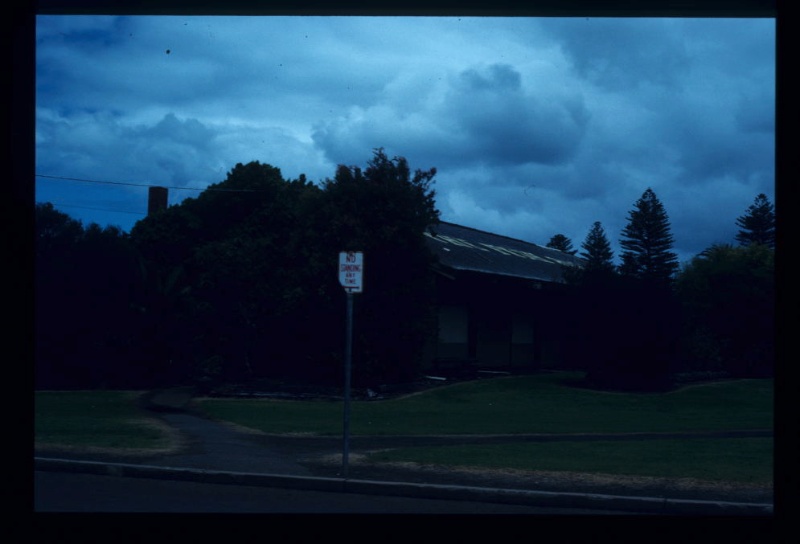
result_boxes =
[546,234,577,255]
[317,148,440,386]
[619,188,679,286]
[580,221,615,275]
[675,243,774,378]
[127,149,440,389]
[735,193,775,249]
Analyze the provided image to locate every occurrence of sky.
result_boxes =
[34,14,776,266]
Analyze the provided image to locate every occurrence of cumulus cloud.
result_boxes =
[312,62,590,171]
[443,64,590,166]
[36,110,222,187]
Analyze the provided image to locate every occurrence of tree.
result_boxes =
[318,148,440,386]
[579,222,615,274]
[565,219,670,390]
[36,203,144,388]
[74,222,145,387]
[619,188,679,285]
[127,150,440,390]
[569,190,681,391]
[36,203,85,388]
[559,221,613,294]
[546,234,577,255]
[675,243,774,378]
[130,162,325,387]
[35,202,84,256]
[735,193,775,249]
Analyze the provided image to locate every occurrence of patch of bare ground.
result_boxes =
[207,418,269,435]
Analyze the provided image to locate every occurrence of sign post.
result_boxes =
[338,251,363,478]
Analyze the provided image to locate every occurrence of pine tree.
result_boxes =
[735,193,775,249]
[546,234,577,255]
[619,188,679,285]
[580,221,615,273]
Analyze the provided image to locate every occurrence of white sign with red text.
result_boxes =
[338,251,364,293]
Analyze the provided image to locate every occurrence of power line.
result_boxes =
[36,174,192,191]
[38,202,146,216]
[35,174,268,193]
[36,174,197,190]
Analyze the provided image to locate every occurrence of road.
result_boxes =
[34,470,643,515]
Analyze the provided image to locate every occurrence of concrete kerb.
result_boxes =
[34,457,773,516]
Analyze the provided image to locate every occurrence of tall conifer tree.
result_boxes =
[735,193,775,249]
[580,221,615,273]
[619,188,679,285]
[546,234,577,255]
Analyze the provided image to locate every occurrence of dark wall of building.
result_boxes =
[425,270,573,373]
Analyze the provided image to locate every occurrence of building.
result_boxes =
[423,222,583,374]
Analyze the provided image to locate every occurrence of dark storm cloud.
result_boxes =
[312,63,590,171]
[145,113,217,152]
[543,18,692,91]
[133,114,221,186]
[735,89,775,134]
[648,86,775,189]
[445,64,590,167]
[36,110,223,188]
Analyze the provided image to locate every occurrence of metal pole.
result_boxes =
[342,290,353,478]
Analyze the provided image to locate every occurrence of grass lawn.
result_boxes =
[364,438,773,485]
[189,373,773,483]
[35,391,175,451]
[34,373,773,483]
[195,372,774,436]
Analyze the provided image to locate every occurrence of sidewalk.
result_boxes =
[34,388,774,515]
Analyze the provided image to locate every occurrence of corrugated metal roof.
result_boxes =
[426,222,584,283]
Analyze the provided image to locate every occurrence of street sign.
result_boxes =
[338,251,364,293]
[338,251,363,477]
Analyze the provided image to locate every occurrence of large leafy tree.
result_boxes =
[675,243,774,378]
[35,202,84,255]
[75,222,146,385]
[130,162,325,387]
[36,203,86,388]
[317,148,440,386]
[735,193,775,249]
[619,188,679,285]
[36,203,143,388]
[128,150,440,389]
[546,234,577,255]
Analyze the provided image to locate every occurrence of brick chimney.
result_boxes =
[148,186,168,215]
